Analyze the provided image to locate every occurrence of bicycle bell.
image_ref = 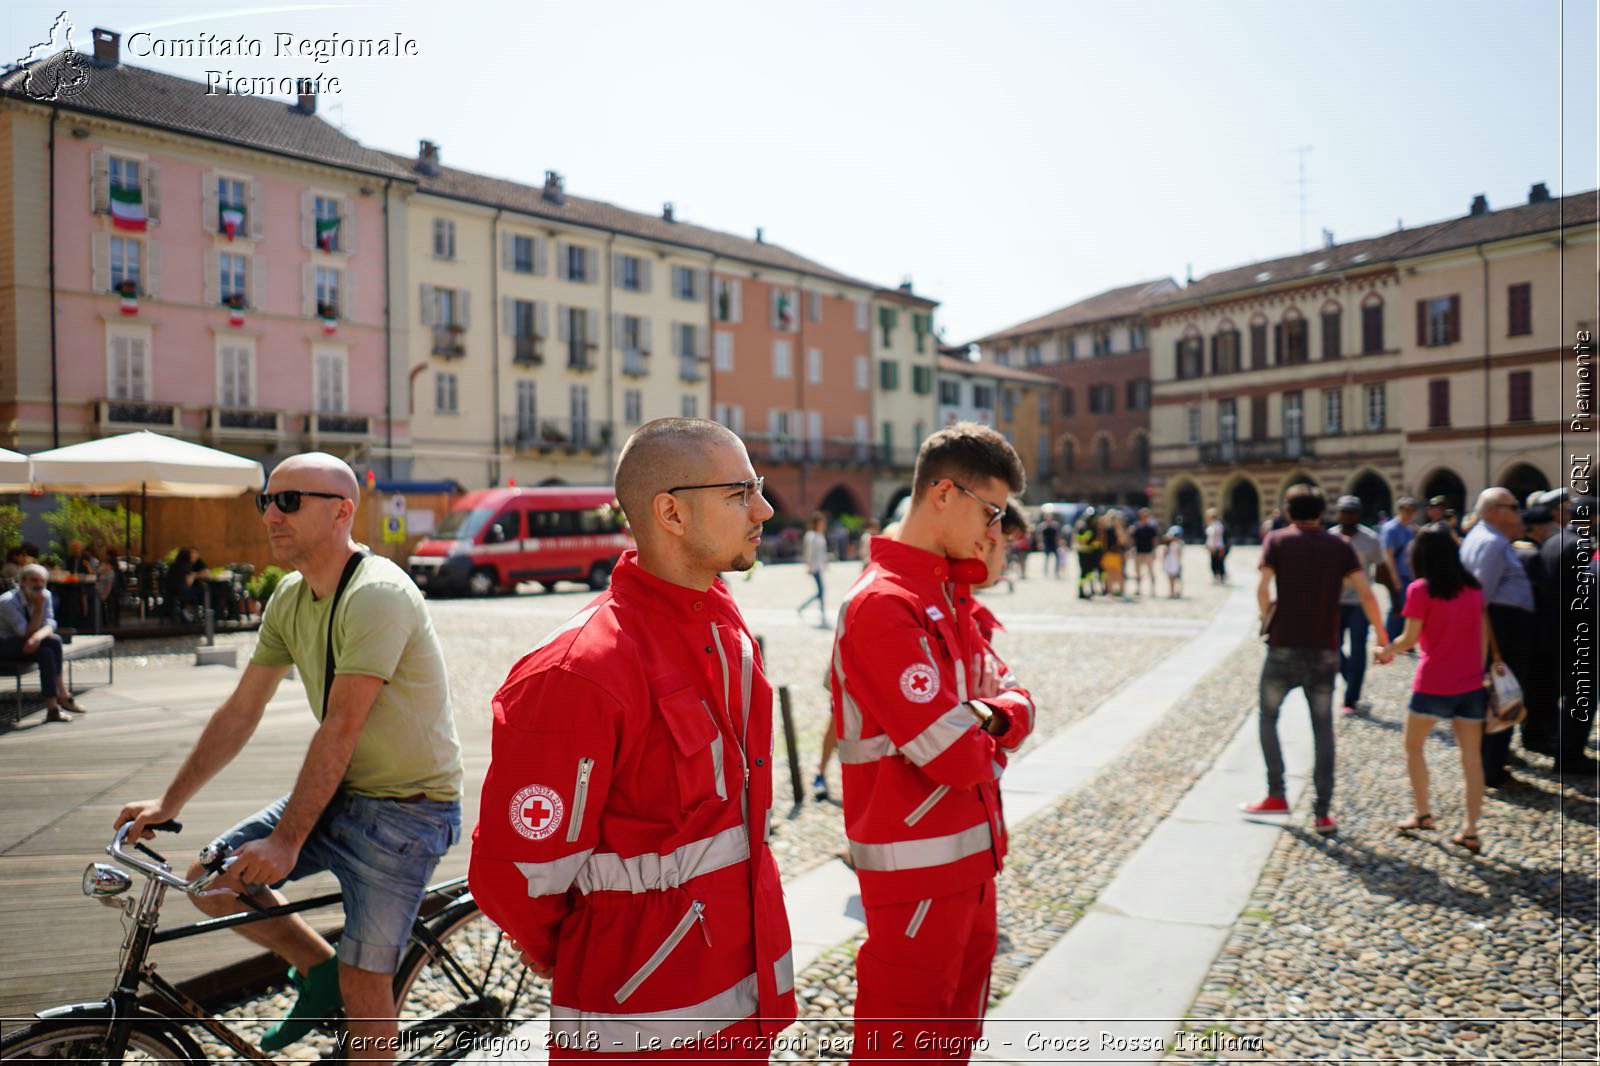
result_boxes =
[82,862,133,898]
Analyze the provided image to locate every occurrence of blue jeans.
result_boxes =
[1258,647,1339,816]
[1385,581,1409,641]
[213,791,461,973]
[1338,604,1369,706]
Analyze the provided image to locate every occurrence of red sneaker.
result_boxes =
[1341,705,1359,716]
[1314,815,1338,835]
[1240,796,1289,814]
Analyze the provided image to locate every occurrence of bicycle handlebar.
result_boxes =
[108,821,237,895]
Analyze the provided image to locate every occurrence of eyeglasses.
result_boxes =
[946,480,1005,528]
[255,490,347,515]
[666,476,766,508]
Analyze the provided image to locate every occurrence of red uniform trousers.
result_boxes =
[851,879,997,1064]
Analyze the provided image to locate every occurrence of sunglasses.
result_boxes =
[666,476,766,508]
[255,490,347,515]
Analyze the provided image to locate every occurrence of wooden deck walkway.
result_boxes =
[0,662,489,1021]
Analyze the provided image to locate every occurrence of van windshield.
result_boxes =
[434,507,495,540]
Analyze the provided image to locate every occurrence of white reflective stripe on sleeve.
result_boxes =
[905,898,932,938]
[837,733,898,764]
[773,948,794,995]
[552,973,757,1051]
[833,568,878,741]
[848,821,993,872]
[899,704,977,766]
[574,824,749,894]
[514,850,595,897]
[737,628,753,737]
[531,606,599,652]
[953,655,968,702]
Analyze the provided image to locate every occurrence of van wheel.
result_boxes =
[587,561,613,591]
[537,581,557,593]
[467,568,498,597]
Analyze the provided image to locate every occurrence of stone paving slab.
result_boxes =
[981,691,1315,1064]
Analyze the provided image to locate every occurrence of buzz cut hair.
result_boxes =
[613,417,742,528]
[912,422,1026,502]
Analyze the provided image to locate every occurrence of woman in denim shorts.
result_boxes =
[1375,524,1489,853]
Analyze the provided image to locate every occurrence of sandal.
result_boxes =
[1395,813,1436,832]
[1452,831,1482,854]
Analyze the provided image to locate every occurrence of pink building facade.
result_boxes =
[0,39,412,462]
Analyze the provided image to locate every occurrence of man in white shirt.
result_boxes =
[1333,495,1389,715]
[796,511,830,627]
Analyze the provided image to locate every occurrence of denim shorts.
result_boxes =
[1408,688,1488,721]
[211,791,461,973]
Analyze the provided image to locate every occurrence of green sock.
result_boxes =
[259,954,343,1051]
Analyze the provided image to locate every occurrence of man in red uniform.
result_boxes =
[470,418,796,1061]
[831,423,1035,1062]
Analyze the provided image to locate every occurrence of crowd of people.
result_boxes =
[1021,506,1188,600]
[1245,480,1590,852]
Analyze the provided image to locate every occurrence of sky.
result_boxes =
[3,0,1595,343]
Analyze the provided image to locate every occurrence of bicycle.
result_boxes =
[1,821,545,1063]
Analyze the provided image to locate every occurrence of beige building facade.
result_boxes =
[871,286,940,517]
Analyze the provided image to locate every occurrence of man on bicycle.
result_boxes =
[470,418,795,1059]
[117,452,463,1059]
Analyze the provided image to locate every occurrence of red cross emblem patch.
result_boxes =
[509,783,564,841]
[899,663,939,704]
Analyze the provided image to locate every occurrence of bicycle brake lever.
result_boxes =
[134,841,168,865]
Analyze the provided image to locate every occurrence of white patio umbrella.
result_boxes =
[0,447,31,492]
[28,430,264,560]
[28,431,263,497]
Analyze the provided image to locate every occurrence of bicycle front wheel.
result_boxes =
[1,1019,200,1064]
[392,898,548,1062]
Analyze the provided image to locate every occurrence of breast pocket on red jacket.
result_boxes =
[657,688,728,817]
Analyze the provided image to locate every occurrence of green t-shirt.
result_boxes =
[251,553,463,801]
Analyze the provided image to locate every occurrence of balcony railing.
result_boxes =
[567,342,597,371]
[431,325,466,358]
[1198,437,1313,465]
[503,417,613,454]
[679,357,704,383]
[206,406,283,441]
[622,350,648,377]
[304,413,372,441]
[97,399,178,430]
[512,335,542,365]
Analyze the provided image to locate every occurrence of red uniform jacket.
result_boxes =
[830,539,1035,907]
[470,552,795,1053]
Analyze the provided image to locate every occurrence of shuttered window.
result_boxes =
[1508,370,1532,421]
[1508,283,1532,337]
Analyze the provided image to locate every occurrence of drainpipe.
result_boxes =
[489,207,503,485]
[382,178,394,478]
[1475,243,1491,490]
[48,106,60,448]
[796,273,808,512]
[603,231,615,471]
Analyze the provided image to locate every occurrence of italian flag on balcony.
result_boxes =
[315,216,340,252]
[226,297,245,327]
[320,310,338,335]
[109,184,147,231]
[220,205,245,240]
[117,282,138,316]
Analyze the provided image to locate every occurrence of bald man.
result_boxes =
[470,418,797,1061]
[117,452,462,1060]
[1460,486,1535,787]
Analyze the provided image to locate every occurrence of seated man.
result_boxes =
[0,563,83,722]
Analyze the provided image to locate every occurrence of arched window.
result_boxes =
[1277,308,1307,365]
[1096,436,1113,471]
[1060,438,1076,472]
[1320,299,1342,360]
[1131,433,1150,471]
[1360,292,1385,354]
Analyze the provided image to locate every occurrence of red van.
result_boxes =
[408,486,633,597]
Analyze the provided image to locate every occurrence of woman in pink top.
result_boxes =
[1374,523,1490,853]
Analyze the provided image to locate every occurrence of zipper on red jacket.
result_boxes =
[566,758,595,843]
[613,899,706,1003]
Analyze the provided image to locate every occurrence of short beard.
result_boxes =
[723,548,756,573]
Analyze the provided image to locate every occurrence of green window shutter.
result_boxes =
[879,360,899,390]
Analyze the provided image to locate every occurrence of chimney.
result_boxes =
[92,27,119,65]
[542,170,565,205]
[662,202,675,223]
[1470,193,1489,216]
[1529,182,1551,204]
[898,278,913,294]
[294,78,316,115]
[1321,227,1335,249]
[416,139,440,176]
[755,227,764,244]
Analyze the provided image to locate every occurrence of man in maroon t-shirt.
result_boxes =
[1243,484,1390,834]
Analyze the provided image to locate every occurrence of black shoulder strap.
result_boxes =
[323,550,369,713]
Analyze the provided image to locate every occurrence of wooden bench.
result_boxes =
[0,634,116,724]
